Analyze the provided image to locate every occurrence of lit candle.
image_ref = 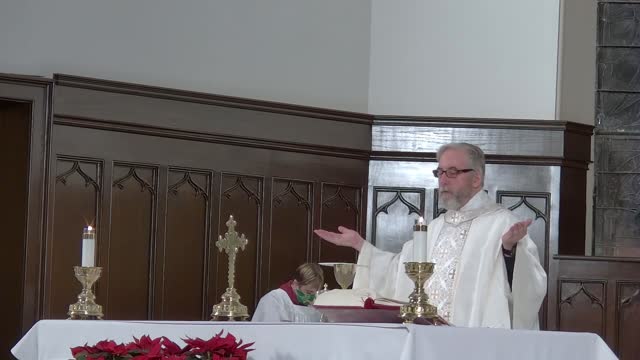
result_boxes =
[81,226,96,267]
[413,216,428,262]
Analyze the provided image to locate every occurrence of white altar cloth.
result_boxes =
[405,325,617,360]
[11,320,409,360]
[12,320,618,360]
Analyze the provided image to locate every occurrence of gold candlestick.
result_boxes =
[211,215,249,321]
[68,266,104,320]
[400,262,438,323]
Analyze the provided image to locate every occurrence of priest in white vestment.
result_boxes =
[315,143,547,329]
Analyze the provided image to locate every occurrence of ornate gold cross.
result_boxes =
[216,215,248,290]
[211,215,249,320]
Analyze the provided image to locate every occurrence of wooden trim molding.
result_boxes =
[554,255,640,264]
[373,115,594,135]
[370,151,590,169]
[54,115,371,161]
[0,73,53,87]
[54,74,373,125]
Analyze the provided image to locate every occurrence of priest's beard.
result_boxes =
[439,188,474,211]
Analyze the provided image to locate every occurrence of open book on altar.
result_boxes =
[311,289,449,325]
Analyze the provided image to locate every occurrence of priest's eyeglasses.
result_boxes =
[432,168,475,178]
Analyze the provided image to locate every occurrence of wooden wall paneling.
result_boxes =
[94,160,113,321]
[151,167,168,320]
[546,258,560,331]
[558,167,588,255]
[205,172,222,318]
[318,183,362,289]
[52,74,373,153]
[267,178,313,291]
[371,187,424,253]
[216,174,263,313]
[0,76,53,348]
[106,164,157,320]
[258,177,272,301]
[0,100,32,360]
[310,181,322,265]
[616,281,640,360]
[159,168,211,320]
[46,157,101,319]
[50,75,370,318]
[551,257,640,353]
[557,279,607,337]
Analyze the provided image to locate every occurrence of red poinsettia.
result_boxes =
[71,340,128,359]
[71,345,97,357]
[71,331,254,360]
[183,331,255,360]
[127,335,162,352]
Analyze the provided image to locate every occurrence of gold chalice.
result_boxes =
[334,263,358,289]
[318,262,359,289]
[400,262,437,323]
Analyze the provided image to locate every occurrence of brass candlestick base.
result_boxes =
[68,266,104,320]
[400,262,437,323]
[211,215,249,321]
[211,287,249,321]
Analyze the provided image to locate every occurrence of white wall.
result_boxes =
[0,0,371,112]
[555,0,597,254]
[368,0,560,119]
[0,0,570,119]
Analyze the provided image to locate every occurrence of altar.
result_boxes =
[12,320,618,360]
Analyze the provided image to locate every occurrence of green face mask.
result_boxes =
[295,289,316,305]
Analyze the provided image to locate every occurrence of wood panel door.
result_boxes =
[0,75,53,359]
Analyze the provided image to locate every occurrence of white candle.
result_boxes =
[81,226,96,267]
[413,217,428,262]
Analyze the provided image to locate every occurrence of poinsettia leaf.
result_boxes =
[238,342,255,351]
[161,336,183,355]
[164,355,187,360]
[71,345,88,357]
[127,349,145,355]
[149,341,163,356]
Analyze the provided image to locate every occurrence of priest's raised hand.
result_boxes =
[501,219,533,251]
[314,226,365,251]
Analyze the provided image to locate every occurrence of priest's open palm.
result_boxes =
[314,226,365,251]
[501,219,533,250]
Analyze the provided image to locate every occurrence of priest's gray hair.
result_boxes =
[436,143,486,186]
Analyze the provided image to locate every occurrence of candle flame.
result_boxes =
[87,226,93,231]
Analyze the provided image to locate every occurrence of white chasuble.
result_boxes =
[425,219,472,321]
[353,191,547,329]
